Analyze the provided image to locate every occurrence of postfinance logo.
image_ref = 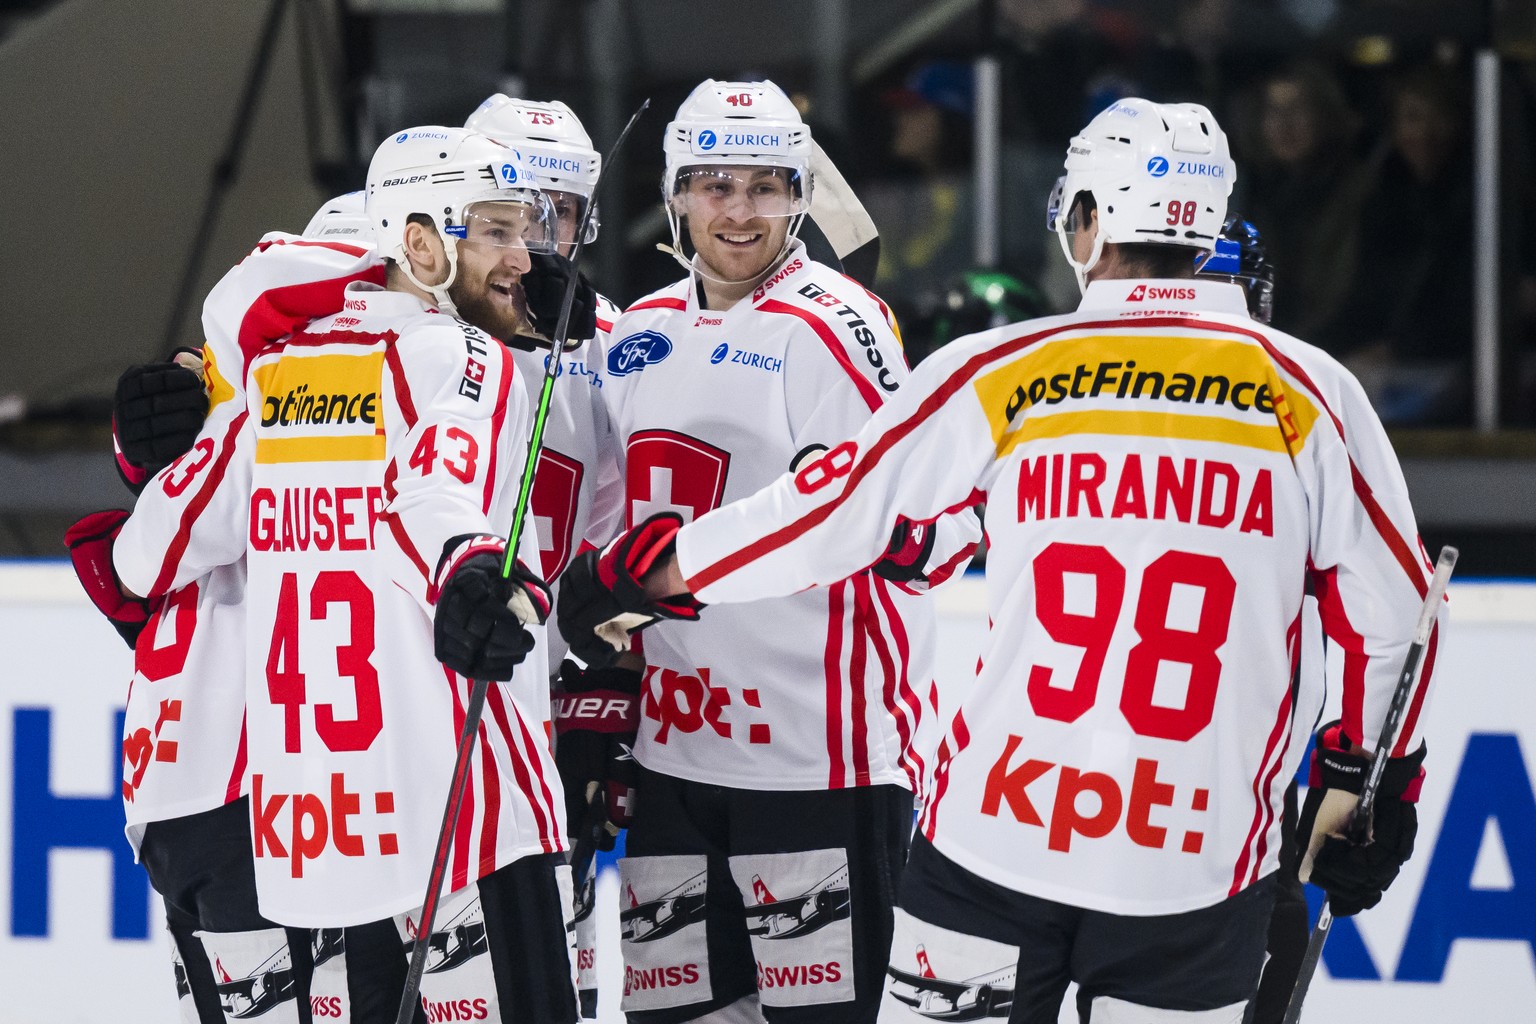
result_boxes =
[252,351,386,463]
[971,333,1320,458]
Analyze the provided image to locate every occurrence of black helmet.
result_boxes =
[1198,213,1275,324]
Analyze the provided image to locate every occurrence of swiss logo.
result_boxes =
[1126,284,1147,301]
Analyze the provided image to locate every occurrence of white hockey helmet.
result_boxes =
[465,95,602,244]
[365,126,558,314]
[1048,98,1234,290]
[301,191,375,245]
[661,79,813,280]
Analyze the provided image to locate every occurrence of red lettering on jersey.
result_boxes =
[980,740,1207,855]
[1015,454,1271,536]
[251,771,395,877]
[645,668,732,744]
[251,487,382,552]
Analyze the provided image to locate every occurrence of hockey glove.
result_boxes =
[114,353,208,484]
[1297,720,1426,917]
[65,509,153,648]
[557,513,704,669]
[432,535,553,681]
[554,659,642,853]
[872,517,937,585]
[521,251,598,344]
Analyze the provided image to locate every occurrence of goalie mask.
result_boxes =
[1047,98,1234,292]
[365,126,559,316]
[661,79,814,285]
[465,95,602,248]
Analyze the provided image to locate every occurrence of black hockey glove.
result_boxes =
[432,535,553,681]
[1297,720,1427,917]
[556,513,704,669]
[872,517,937,585]
[65,509,153,648]
[521,251,598,344]
[554,659,642,853]
[114,354,208,486]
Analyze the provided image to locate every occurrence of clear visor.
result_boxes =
[446,196,560,255]
[1045,176,1092,234]
[545,188,600,249]
[671,167,808,221]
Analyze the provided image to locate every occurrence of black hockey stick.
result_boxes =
[394,97,651,1024]
[1281,544,1457,1024]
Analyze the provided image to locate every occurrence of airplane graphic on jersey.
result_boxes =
[742,865,852,940]
[312,928,345,970]
[214,949,297,1019]
[619,871,709,943]
[404,903,489,974]
[574,870,596,926]
[886,945,1014,1021]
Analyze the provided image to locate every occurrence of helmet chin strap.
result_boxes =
[1057,219,1108,294]
[398,232,462,317]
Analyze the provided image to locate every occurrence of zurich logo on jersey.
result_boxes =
[697,129,717,151]
[609,331,674,375]
[710,343,729,364]
[1146,156,1169,177]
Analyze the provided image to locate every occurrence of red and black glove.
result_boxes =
[556,513,704,669]
[872,517,936,585]
[432,534,552,681]
[554,659,641,854]
[1297,721,1427,917]
[64,510,153,648]
[113,354,208,489]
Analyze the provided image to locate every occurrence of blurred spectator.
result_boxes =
[1338,63,1472,424]
[1242,62,1371,350]
[863,60,976,314]
[903,269,1050,365]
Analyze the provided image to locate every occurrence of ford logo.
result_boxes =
[608,331,674,376]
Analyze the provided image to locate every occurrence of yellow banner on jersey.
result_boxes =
[252,351,386,463]
[971,332,1321,459]
[203,345,237,411]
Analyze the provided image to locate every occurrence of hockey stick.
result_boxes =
[808,140,881,288]
[1281,544,1457,1024]
[394,97,651,1024]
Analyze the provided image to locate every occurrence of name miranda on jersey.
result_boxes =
[1003,359,1276,422]
[261,383,378,427]
[1017,453,1274,537]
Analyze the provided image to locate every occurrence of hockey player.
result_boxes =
[66,193,385,1024]
[560,99,1445,1022]
[109,130,581,1024]
[556,79,978,1024]
[465,93,627,1021]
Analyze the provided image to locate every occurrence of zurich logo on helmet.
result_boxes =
[396,131,410,143]
[697,129,717,151]
[710,343,729,365]
[608,331,674,376]
[1146,156,1169,177]
[498,163,520,185]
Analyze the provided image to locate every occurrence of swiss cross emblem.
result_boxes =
[1126,284,1147,301]
[464,358,486,383]
[625,430,731,527]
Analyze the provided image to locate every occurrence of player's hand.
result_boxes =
[432,535,552,681]
[114,353,208,482]
[872,517,937,585]
[555,659,641,852]
[522,251,598,343]
[65,509,153,648]
[556,513,704,669]
[1297,721,1426,916]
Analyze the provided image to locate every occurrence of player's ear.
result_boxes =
[403,219,449,285]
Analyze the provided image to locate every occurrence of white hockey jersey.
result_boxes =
[674,279,1446,915]
[115,235,383,852]
[120,281,565,927]
[512,295,626,675]
[602,244,977,792]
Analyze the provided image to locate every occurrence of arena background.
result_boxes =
[2,0,1534,1020]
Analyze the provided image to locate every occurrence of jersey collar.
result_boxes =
[338,280,442,317]
[1078,278,1251,318]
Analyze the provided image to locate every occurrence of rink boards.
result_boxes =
[1,563,1532,1022]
